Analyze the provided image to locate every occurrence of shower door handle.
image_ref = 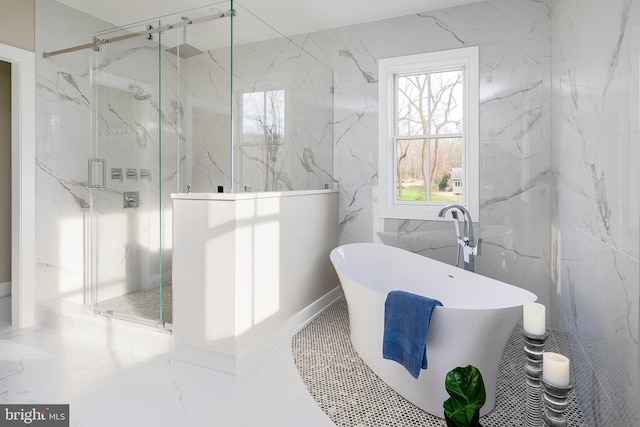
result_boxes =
[88,158,106,188]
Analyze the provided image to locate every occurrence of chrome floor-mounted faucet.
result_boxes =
[438,204,481,272]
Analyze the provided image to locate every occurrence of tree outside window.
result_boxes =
[378,47,479,221]
[241,89,285,190]
[242,89,285,155]
[395,70,463,203]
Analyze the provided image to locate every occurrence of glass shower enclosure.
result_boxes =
[86,1,333,326]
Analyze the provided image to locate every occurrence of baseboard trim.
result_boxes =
[236,286,344,375]
[171,286,344,376]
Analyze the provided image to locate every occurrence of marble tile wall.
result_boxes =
[292,0,553,307]
[35,0,109,304]
[185,6,334,194]
[294,0,639,421]
[36,1,184,306]
[230,37,334,193]
[551,0,640,425]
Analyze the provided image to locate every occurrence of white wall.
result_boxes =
[551,0,639,425]
[0,0,34,52]
[291,0,638,422]
[172,190,339,374]
[0,0,35,302]
[0,60,10,295]
[292,0,553,310]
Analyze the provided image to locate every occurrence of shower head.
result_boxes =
[165,43,204,59]
[128,83,151,101]
[133,91,151,101]
[165,16,205,59]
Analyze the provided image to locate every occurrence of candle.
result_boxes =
[543,352,570,387]
[523,302,546,335]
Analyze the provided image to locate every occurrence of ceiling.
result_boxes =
[57,0,483,38]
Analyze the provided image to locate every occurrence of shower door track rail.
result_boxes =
[42,9,235,59]
[96,308,172,331]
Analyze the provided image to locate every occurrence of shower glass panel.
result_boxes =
[90,20,165,323]
[89,21,171,325]
[231,3,334,192]
[86,0,330,327]
[176,2,234,193]
[89,2,233,325]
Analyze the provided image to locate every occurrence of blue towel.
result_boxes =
[382,290,442,379]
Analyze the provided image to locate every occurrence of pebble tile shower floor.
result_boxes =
[292,299,586,426]
[98,284,172,323]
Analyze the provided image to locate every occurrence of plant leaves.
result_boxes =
[443,399,482,427]
[443,365,486,427]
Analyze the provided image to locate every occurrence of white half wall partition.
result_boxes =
[171,189,340,375]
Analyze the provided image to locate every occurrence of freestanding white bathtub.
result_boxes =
[329,243,537,418]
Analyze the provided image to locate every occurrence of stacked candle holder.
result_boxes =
[523,330,546,426]
[523,302,547,427]
[542,352,572,427]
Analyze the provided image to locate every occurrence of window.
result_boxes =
[235,79,289,191]
[378,47,479,220]
[242,89,285,146]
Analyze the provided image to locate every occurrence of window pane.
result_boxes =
[242,92,265,144]
[396,137,463,203]
[265,90,285,143]
[430,137,463,202]
[430,69,464,135]
[397,74,428,136]
[379,47,478,220]
[242,90,285,144]
[396,139,427,201]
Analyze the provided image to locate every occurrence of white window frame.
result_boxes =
[377,46,479,221]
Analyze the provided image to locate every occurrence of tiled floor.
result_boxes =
[1,295,588,427]
[0,296,334,427]
[292,299,587,426]
[98,284,173,324]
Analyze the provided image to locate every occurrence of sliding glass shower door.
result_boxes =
[89,19,179,325]
[85,1,235,326]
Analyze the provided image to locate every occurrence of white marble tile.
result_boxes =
[480,138,550,205]
[176,25,335,193]
[552,0,640,260]
[35,1,108,306]
[479,66,549,142]
[0,325,333,427]
[297,0,554,251]
[334,145,377,243]
[557,221,639,426]
[551,2,640,423]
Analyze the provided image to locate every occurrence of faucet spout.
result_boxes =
[438,204,480,271]
[438,204,474,244]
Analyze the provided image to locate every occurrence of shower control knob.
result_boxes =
[123,191,140,209]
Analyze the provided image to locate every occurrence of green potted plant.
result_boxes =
[443,365,486,427]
